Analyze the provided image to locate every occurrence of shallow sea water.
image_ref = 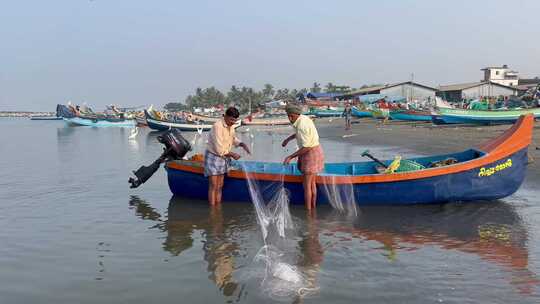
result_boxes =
[0,118,539,303]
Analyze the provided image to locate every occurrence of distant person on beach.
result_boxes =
[342,104,352,130]
[205,107,251,205]
[282,104,325,210]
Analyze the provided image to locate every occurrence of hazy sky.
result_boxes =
[1,0,539,111]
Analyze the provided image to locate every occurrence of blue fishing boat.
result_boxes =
[351,107,372,118]
[165,115,533,205]
[389,109,432,122]
[64,116,136,127]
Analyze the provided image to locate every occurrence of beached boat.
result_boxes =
[241,114,290,126]
[165,114,533,205]
[308,108,344,118]
[369,108,391,119]
[351,107,372,118]
[433,107,540,125]
[191,113,222,123]
[145,110,213,131]
[389,109,432,122]
[64,116,136,127]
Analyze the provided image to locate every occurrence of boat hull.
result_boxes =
[312,111,343,118]
[166,148,527,205]
[30,116,63,121]
[370,108,391,119]
[145,114,213,131]
[434,108,540,125]
[241,118,290,126]
[351,107,372,118]
[389,110,432,121]
[64,117,135,127]
[165,115,532,205]
[135,115,148,126]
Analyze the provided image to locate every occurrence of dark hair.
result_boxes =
[225,107,240,118]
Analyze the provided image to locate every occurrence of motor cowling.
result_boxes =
[157,129,192,160]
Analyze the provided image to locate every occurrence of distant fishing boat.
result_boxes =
[30,115,62,121]
[433,107,540,125]
[351,107,372,118]
[165,115,533,205]
[241,114,290,126]
[145,110,213,131]
[135,114,147,127]
[389,109,432,121]
[64,116,136,127]
[191,113,222,123]
[308,108,344,118]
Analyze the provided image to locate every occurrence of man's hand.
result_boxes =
[239,143,251,155]
[283,155,293,165]
[227,152,241,160]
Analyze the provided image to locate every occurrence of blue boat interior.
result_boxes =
[232,149,485,176]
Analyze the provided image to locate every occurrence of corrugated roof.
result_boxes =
[349,81,437,95]
[305,92,344,99]
[349,84,388,94]
[439,81,520,92]
[519,78,540,85]
[438,82,483,91]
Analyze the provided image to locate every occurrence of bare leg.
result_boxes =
[303,174,315,210]
[216,175,224,204]
[311,176,317,209]
[208,175,218,205]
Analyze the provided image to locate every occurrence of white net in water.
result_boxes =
[320,175,358,216]
[240,163,319,300]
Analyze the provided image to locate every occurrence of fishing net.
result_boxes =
[240,163,319,300]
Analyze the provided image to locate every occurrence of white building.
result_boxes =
[481,65,519,87]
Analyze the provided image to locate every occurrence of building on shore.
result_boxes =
[517,77,540,92]
[481,65,519,87]
[347,81,437,101]
[437,81,521,102]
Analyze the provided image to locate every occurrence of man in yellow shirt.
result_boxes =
[205,107,250,205]
[282,104,324,209]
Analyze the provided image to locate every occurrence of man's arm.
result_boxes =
[281,134,296,147]
[283,146,312,164]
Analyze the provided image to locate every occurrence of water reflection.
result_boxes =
[318,202,538,294]
[129,195,538,298]
[296,211,324,298]
[128,195,247,299]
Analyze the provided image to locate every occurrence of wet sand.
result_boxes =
[314,117,540,183]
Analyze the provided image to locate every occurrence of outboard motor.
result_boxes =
[129,129,191,188]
